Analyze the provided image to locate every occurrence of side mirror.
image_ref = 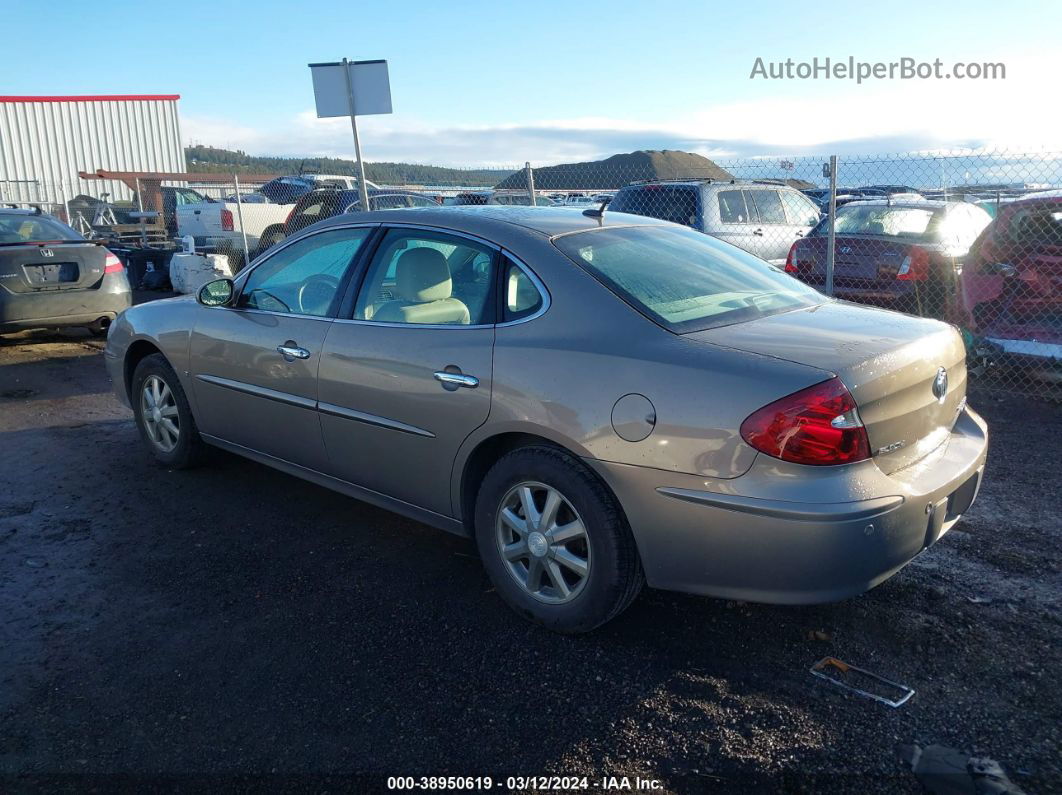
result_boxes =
[985,262,1017,277]
[197,278,235,307]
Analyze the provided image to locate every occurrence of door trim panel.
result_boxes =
[318,401,436,438]
[195,373,317,410]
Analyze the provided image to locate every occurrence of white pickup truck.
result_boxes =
[176,198,292,264]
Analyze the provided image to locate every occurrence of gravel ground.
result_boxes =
[0,325,1059,793]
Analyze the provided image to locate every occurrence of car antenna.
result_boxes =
[583,196,611,221]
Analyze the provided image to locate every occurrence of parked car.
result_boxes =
[489,191,556,207]
[105,206,987,633]
[254,188,438,255]
[0,207,130,335]
[786,199,992,318]
[864,184,922,196]
[953,193,1062,374]
[453,191,492,205]
[609,179,822,264]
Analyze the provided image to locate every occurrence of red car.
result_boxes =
[786,199,991,318]
[953,193,1062,373]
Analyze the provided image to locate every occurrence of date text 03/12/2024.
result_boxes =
[386,776,664,790]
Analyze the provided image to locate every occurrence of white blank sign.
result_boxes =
[309,60,392,118]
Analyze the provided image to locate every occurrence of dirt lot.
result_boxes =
[1,326,1059,792]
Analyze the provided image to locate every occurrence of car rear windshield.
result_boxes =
[553,225,825,333]
[813,205,940,239]
[0,215,82,244]
[609,186,699,227]
[1008,204,1062,247]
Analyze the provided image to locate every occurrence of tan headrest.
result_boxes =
[396,247,451,302]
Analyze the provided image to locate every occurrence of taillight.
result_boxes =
[896,245,929,281]
[784,242,800,273]
[739,377,871,466]
[221,208,234,231]
[103,252,124,274]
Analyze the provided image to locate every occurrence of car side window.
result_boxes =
[718,190,750,224]
[747,190,787,224]
[780,191,821,226]
[237,228,371,317]
[502,258,544,322]
[354,229,496,325]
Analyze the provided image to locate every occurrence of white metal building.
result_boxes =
[0,94,186,205]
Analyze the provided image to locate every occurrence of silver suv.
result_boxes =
[609,180,822,264]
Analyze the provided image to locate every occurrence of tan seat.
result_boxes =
[371,248,470,325]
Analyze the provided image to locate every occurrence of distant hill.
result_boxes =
[185,145,514,187]
[495,150,735,190]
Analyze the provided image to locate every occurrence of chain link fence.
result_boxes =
[7,148,1059,400]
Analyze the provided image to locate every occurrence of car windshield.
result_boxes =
[0,215,82,244]
[815,205,939,239]
[553,225,826,333]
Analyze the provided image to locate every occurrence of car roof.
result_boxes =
[619,180,802,191]
[314,205,674,238]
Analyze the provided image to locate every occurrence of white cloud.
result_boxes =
[182,54,1062,167]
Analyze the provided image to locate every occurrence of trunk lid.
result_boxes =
[686,301,967,474]
[0,242,108,293]
[791,235,935,287]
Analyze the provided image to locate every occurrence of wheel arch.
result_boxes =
[453,426,621,536]
[123,338,165,402]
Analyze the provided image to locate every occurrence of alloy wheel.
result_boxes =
[140,374,180,453]
[495,481,591,604]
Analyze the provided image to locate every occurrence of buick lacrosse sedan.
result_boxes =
[105,207,987,633]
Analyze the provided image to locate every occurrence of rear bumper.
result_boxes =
[588,405,988,604]
[0,273,131,333]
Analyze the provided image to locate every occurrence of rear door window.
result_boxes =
[610,187,699,227]
[717,190,751,224]
[780,191,821,226]
[1008,204,1062,248]
[747,190,787,224]
[502,258,544,321]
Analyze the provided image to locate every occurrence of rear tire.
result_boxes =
[475,446,643,633]
[131,353,205,469]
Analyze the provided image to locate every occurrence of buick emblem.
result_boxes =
[40,248,54,258]
[932,367,948,402]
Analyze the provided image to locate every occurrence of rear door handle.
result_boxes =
[753,228,764,236]
[434,371,479,389]
[277,343,311,360]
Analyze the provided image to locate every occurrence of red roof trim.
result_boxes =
[0,95,180,103]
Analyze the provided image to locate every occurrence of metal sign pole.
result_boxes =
[525,162,536,205]
[234,173,251,267]
[342,58,372,211]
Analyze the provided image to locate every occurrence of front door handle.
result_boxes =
[434,371,479,389]
[753,228,764,236]
[277,343,311,360]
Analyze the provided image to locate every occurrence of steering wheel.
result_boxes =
[297,274,340,315]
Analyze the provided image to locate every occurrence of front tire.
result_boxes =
[475,446,643,633]
[131,354,205,469]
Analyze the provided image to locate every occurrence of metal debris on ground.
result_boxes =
[810,656,914,707]
[898,744,1027,795]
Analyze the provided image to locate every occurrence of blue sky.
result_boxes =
[4,0,1060,165]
